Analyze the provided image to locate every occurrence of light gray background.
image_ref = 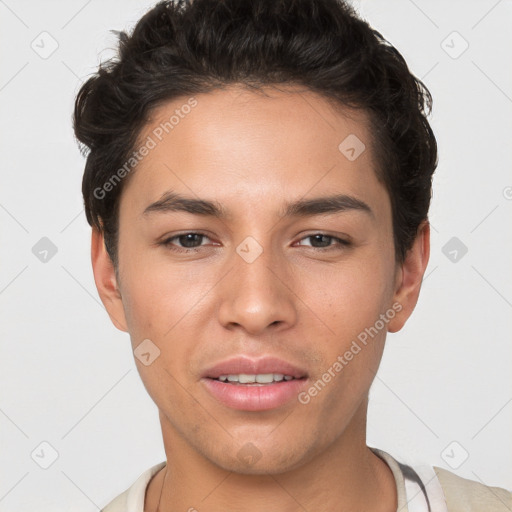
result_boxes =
[1,0,511,510]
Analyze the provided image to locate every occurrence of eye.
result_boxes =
[160,232,351,254]
[161,232,213,252]
[295,233,351,250]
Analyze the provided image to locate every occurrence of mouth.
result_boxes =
[202,355,308,380]
[201,356,308,411]
[214,373,299,385]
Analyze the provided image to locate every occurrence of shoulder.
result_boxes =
[101,488,131,512]
[434,466,512,512]
[101,462,167,512]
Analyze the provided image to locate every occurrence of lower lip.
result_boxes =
[201,378,307,411]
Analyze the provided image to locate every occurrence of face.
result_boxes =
[93,85,428,475]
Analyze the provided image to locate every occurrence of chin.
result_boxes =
[216,455,301,476]
[206,439,315,476]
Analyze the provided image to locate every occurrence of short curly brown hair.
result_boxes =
[74,0,437,268]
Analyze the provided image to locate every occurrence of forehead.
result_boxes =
[121,84,388,220]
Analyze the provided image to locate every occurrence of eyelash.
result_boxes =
[160,232,351,253]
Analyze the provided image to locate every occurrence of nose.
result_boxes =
[216,243,297,336]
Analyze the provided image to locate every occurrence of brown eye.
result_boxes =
[296,233,350,250]
[161,232,212,252]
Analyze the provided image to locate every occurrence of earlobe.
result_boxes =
[91,228,129,332]
[387,221,430,333]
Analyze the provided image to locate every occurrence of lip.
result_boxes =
[202,377,308,411]
[201,356,308,380]
[200,355,309,411]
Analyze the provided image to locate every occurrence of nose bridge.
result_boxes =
[217,234,296,333]
[235,236,280,295]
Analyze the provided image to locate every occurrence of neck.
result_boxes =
[147,401,397,512]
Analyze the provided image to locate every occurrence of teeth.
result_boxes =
[217,373,295,383]
[256,374,273,383]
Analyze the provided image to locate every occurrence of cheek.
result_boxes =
[118,259,219,391]
[304,252,395,337]
[121,274,196,345]
[117,236,202,338]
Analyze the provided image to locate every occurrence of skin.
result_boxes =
[91,84,430,512]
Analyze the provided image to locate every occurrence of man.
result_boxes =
[74,0,511,510]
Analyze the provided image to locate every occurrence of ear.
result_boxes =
[387,220,430,333]
[91,228,128,332]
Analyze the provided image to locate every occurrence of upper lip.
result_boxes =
[202,356,308,379]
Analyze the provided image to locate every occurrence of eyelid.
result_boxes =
[294,232,351,248]
[160,230,351,252]
[161,231,215,248]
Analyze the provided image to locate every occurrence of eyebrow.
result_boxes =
[142,191,373,220]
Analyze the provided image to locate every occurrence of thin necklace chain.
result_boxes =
[155,466,167,512]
